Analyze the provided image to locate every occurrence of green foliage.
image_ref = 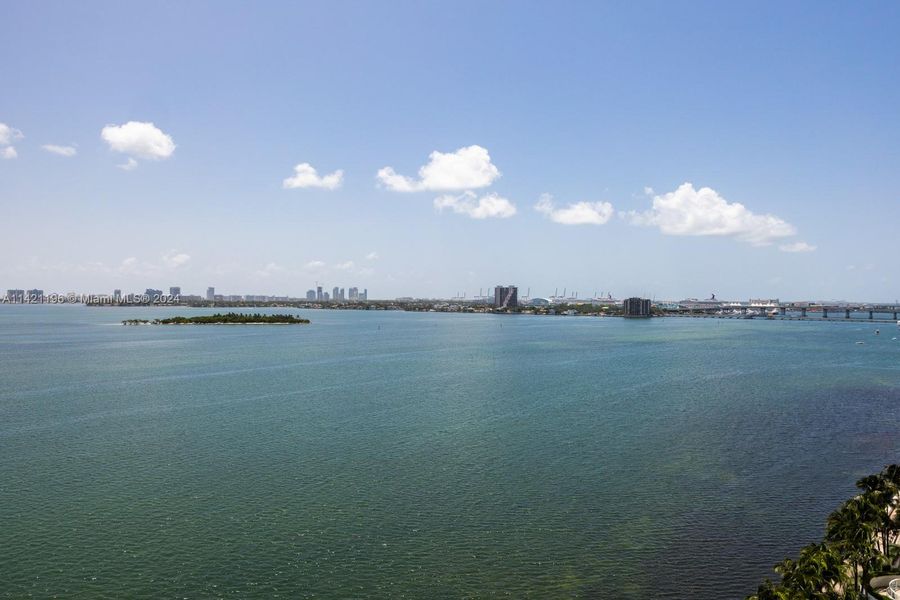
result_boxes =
[748,464,900,600]
[123,313,310,325]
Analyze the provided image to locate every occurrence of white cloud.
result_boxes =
[779,241,817,253]
[119,257,139,274]
[434,191,517,219]
[535,193,614,225]
[365,251,379,261]
[101,121,175,166]
[42,144,77,157]
[256,262,285,277]
[629,182,796,246]
[304,260,326,269]
[0,123,23,146]
[162,250,191,268]
[0,123,22,159]
[335,260,355,270]
[118,157,138,171]
[282,162,343,190]
[377,145,501,192]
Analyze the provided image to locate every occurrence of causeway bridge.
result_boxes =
[669,303,900,322]
[778,305,900,320]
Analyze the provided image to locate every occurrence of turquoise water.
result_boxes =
[1,306,899,599]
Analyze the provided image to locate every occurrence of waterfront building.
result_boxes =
[206,287,215,301]
[26,289,44,303]
[145,289,163,301]
[113,289,122,301]
[623,297,652,318]
[339,287,345,302]
[6,289,25,303]
[332,286,340,302]
[678,297,722,311]
[749,298,780,308]
[493,285,518,308]
[360,289,368,301]
[316,286,323,301]
[169,286,181,297]
[306,289,315,301]
[323,291,330,301]
[349,287,359,301]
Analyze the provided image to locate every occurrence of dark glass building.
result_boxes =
[623,297,651,318]
[493,285,518,308]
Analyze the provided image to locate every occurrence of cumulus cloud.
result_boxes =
[282,162,343,190]
[535,193,614,225]
[118,157,138,171]
[365,251,379,261]
[101,121,175,167]
[256,262,285,277]
[162,250,191,268]
[0,123,23,158]
[377,145,500,192]
[42,144,77,157]
[0,123,23,146]
[119,257,139,274]
[629,182,796,246]
[304,260,326,269]
[779,241,817,253]
[434,191,517,219]
[335,260,355,270]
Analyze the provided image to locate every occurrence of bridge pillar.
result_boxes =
[869,310,874,320]
[801,307,807,318]
[822,308,828,319]
[845,309,850,319]
[894,311,898,320]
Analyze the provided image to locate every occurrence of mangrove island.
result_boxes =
[122,312,310,325]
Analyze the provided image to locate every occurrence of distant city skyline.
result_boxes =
[2,2,899,301]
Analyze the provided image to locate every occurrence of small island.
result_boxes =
[122,312,310,325]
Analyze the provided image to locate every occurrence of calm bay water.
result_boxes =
[1,305,899,599]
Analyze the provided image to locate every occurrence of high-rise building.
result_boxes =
[316,286,323,301]
[349,287,359,301]
[26,289,44,303]
[323,291,330,301]
[623,297,651,318]
[493,285,518,308]
[113,289,122,301]
[332,286,339,302]
[360,289,367,301]
[206,287,215,301]
[339,287,345,302]
[306,289,316,301]
[169,286,181,297]
[6,289,25,303]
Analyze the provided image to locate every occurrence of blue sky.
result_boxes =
[2,1,899,300]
